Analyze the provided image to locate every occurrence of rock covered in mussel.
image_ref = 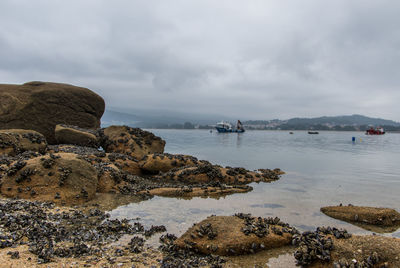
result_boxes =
[156,162,283,185]
[98,125,165,160]
[0,199,160,264]
[293,227,400,268]
[139,153,201,174]
[159,233,226,267]
[292,226,351,266]
[0,129,47,156]
[0,152,98,204]
[321,205,400,227]
[175,214,297,256]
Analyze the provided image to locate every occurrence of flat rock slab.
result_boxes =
[321,205,400,227]
[145,185,252,198]
[175,215,294,256]
[55,124,99,147]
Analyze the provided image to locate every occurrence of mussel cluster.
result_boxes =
[235,213,299,238]
[195,223,218,240]
[332,251,381,268]
[292,227,351,266]
[0,199,165,263]
[159,233,225,268]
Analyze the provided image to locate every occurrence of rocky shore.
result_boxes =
[1,82,399,267]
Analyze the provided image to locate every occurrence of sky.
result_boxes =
[0,0,399,121]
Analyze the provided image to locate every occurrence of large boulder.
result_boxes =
[175,214,296,256]
[321,205,400,227]
[0,129,47,156]
[99,126,165,160]
[139,153,201,174]
[55,124,99,147]
[0,153,98,205]
[0,81,105,144]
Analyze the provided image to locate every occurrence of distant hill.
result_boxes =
[243,115,400,131]
[102,110,400,131]
[285,115,400,127]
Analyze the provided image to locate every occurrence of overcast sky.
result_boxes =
[1,0,399,121]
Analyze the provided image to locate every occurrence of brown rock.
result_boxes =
[99,126,165,159]
[84,152,142,176]
[321,205,400,227]
[0,153,98,205]
[139,153,200,174]
[0,81,105,144]
[96,163,129,193]
[175,215,293,256]
[156,163,282,185]
[0,129,47,156]
[145,185,252,198]
[309,235,400,268]
[55,124,99,147]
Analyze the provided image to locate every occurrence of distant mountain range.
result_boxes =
[101,109,400,131]
[244,115,400,128]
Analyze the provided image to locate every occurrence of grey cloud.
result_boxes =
[0,0,399,121]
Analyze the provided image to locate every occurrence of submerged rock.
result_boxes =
[321,205,400,227]
[175,214,297,256]
[0,81,105,144]
[0,129,47,156]
[99,126,165,160]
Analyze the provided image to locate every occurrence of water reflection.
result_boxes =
[110,130,400,239]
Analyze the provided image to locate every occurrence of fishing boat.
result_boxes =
[215,120,245,133]
[308,131,319,134]
[365,127,385,135]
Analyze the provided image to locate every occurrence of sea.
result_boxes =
[110,130,400,240]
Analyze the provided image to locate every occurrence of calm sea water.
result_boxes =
[110,130,400,238]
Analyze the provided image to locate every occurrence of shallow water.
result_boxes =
[110,130,400,241]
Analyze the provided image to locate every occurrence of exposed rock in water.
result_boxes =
[326,235,400,268]
[0,129,47,156]
[0,81,105,144]
[99,126,165,160]
[145,185,252,198]
[321,205,400,227]
[292,227,351,266]
[175,214,297,256]
[55,124,99,148]
[139,153,202,174]
[294,227,400,268]
[0,153,98,205]
[156,162,283,185]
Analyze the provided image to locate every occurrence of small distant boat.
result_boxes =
[216,120,245,133]
[308,131,319,134]
[365,127,385,135]
[289,132,294,134]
